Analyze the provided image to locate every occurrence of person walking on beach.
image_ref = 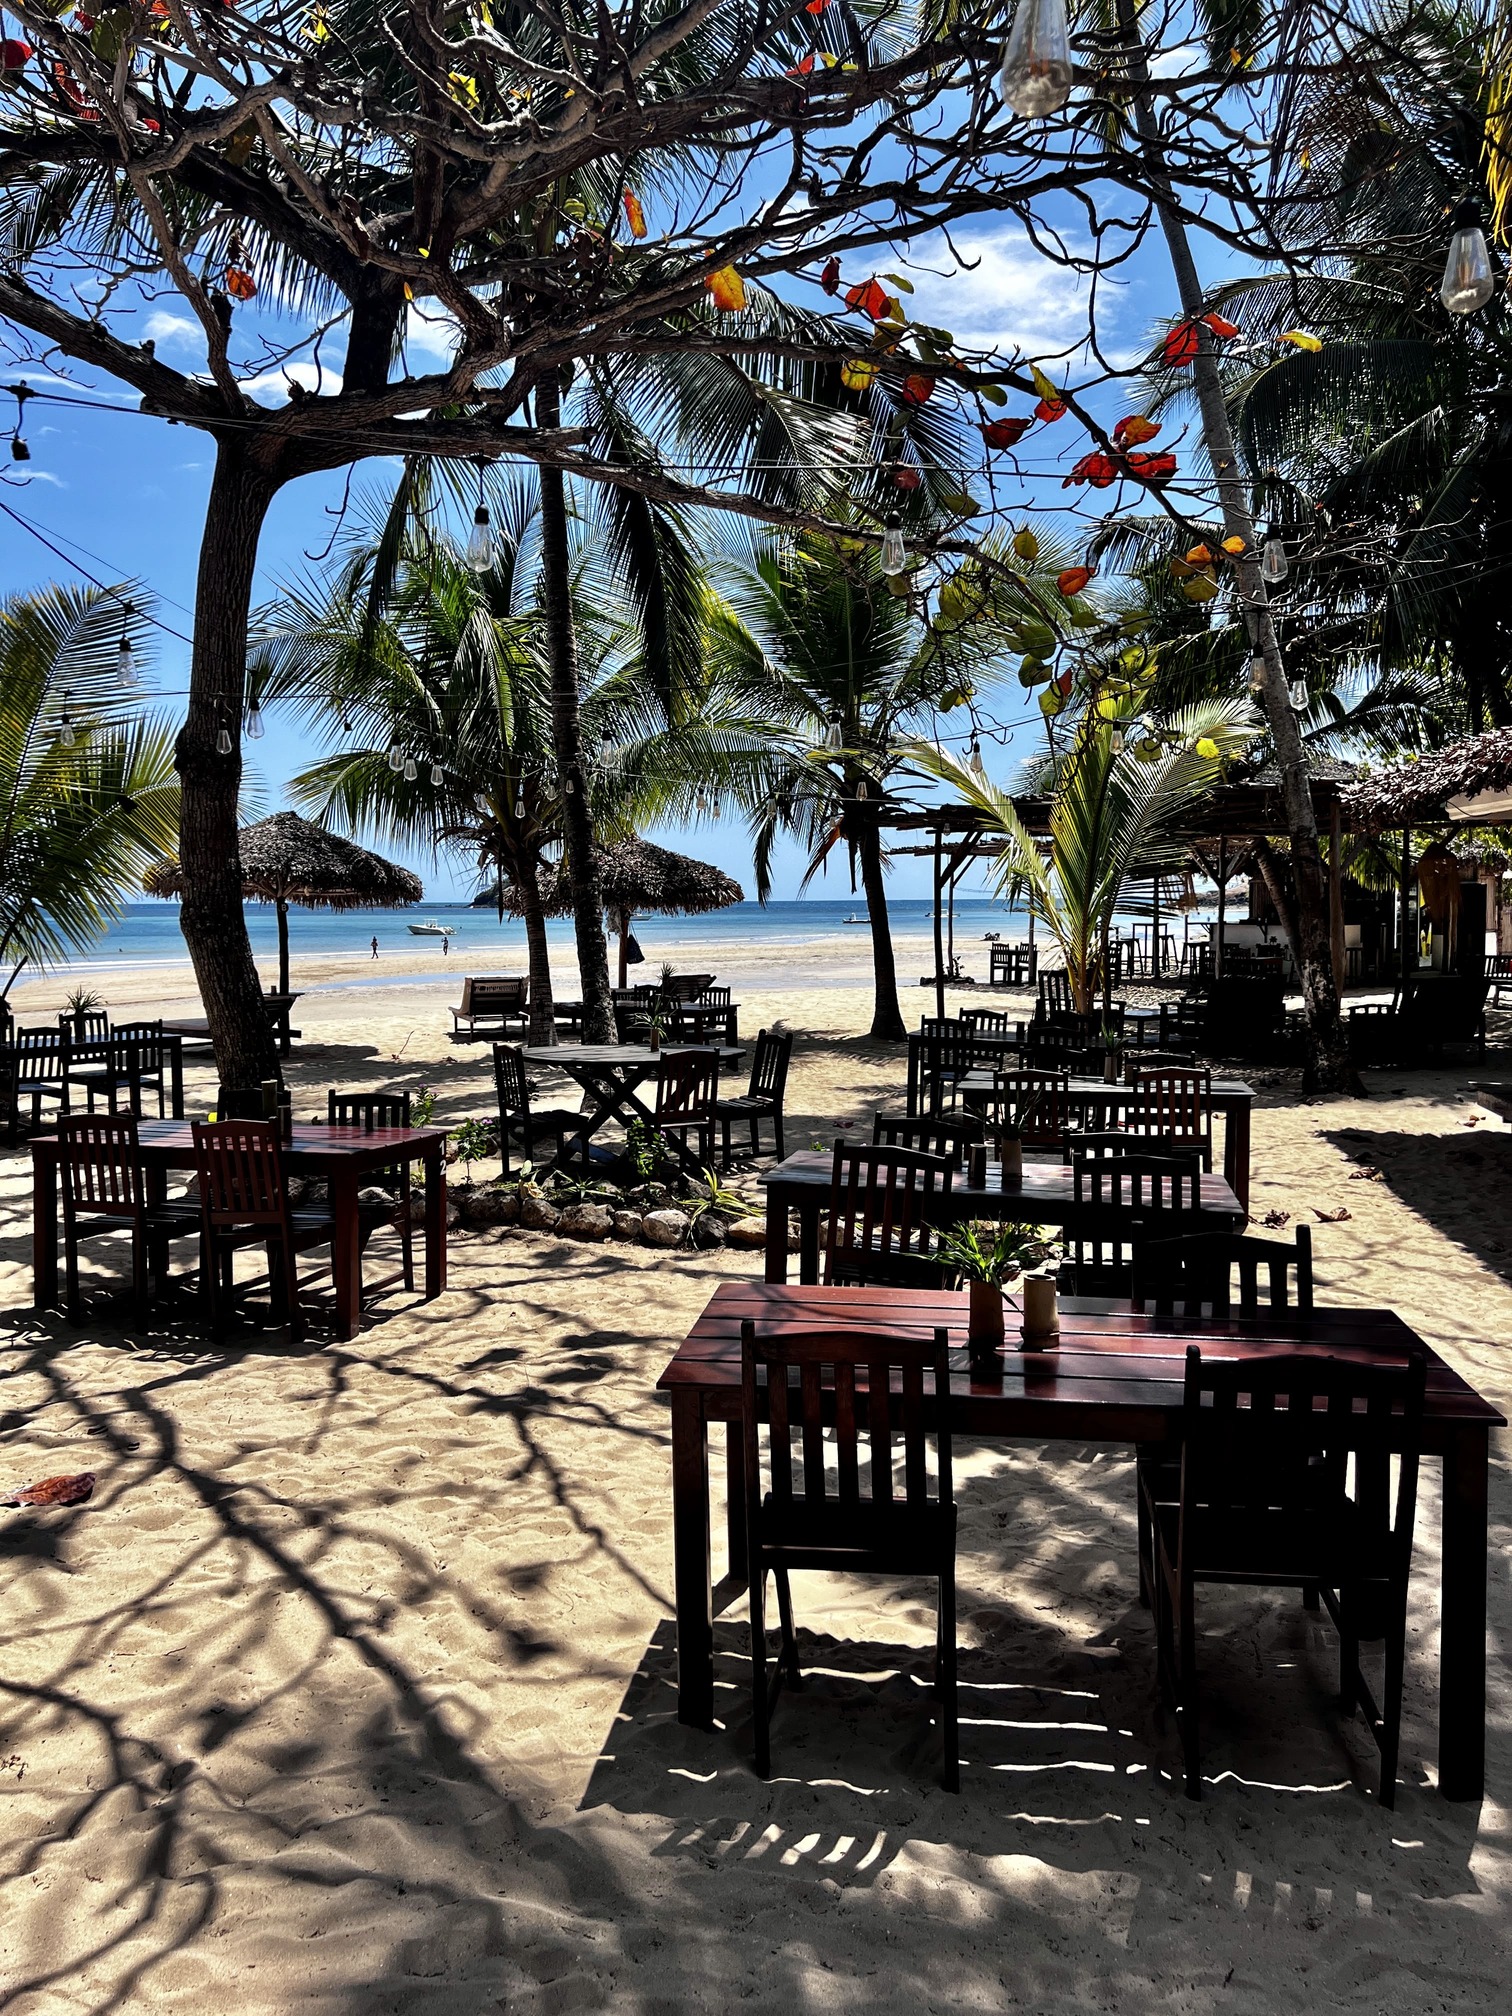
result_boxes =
[371,934,379,959]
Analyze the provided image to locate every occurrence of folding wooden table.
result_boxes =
[658,1281,1503,1801]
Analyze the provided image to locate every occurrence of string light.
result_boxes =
[999,0,1073,120]
[403,755,418,781]
[117,602,138,686]
[1441,197,1495,315]
[968,735,986,777]
[880,519,908,574]
[466,460,494,571]
[1109,729,1124,754]
[1289,677,1308,710]
[387,740,404,772]
[1248,656,1267,694]
[1261,534,1289,584]
[429,761,443,786]
[58,688,75,749]
[8,380,30,462]
[825,711,844,748]
[216,724,233,755]
[245,699,265,739]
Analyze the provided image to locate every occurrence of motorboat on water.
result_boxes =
[843,912,866,924]
[407,920,456,938]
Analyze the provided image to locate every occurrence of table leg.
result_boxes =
[1226,1097,1251,1215]
[799,1200,821,1285]
[32,1144,58,1311]
[423,1145,447,1300]
[725,1425,748,1583]
[329,1164,362,1342]
[672,1389,715,1728]
[169,1041,184,1119]
[764,1185,788,1284]
[1439,1427,1489,1801]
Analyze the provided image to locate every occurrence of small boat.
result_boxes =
[407,920,455,938]
[843,912,866,924]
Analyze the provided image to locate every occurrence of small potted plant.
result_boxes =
[937,1221,1061,1366]
[646,1005,666,1052]
[1100,1018,1122,1083]
[996,1084,1042,1183]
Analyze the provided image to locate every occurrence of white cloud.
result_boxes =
[404,304,460,367]
[897,228,1099,362]
[15,469,66,487]
[142,310,203,351]
[238,361,344,407]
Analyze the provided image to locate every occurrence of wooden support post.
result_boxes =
[1400,828,1413,982]
[1216,836,1226,980]
[933,827,946,1023]
[1151,870,1161,979]
[1329,802,1345,993]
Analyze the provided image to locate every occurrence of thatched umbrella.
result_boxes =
[1341,730,1512,830]
[144,811,423,996]
[489,836,743,986]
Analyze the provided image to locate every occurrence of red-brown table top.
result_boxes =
[660,1281,1505,1430]
[30,1118,447,1170]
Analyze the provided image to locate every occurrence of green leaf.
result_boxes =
[883,274,915,294]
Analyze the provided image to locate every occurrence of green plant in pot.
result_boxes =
[1099,1019,1122,1083]
[937,1221,1061,1361]
[995,1085,1043,1182]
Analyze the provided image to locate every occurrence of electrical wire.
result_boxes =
[0,494,195,645]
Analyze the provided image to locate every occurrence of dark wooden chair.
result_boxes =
[1038,969,1074,1018]
[492,1043,585,1175]
[663,971,716,1004]
[980,1068,1074,1154]
[65,1024,169,1118]
[962,1007,1017,1039]
[5,1027,71,1143]
[716,1027,791,1167]
[328,1090,416,1293]
[1145,1344,1426,1806]
[740,1317,959,1789]
[1157,997,1205,1053]
[191,1118,336,1341]
[654,1048,720,1168]
[824,1143,957,1289]
[58,1008,108,1056]
[1133,1225,1313,1319]
[1127,1064,1213,1168]
[872,1111,984,1168]
[451,976,529,1039]
[989,941,1037,988]
[57,1113,199,1321]
[1061,1148,1204,1296]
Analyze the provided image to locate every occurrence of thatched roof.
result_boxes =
[1341,732,1512,829]
[480,837,743,919]
[144,812,423,910]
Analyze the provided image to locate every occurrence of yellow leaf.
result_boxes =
[1196,737,1220,759]
[1280,329,1322,352]
[449,73,479,109]
[1029,364,1059,404]
[1221,536,1246,555]
[623,191,647,240]
[840,357,875,390]
[706,266,746,312]
[1012,527,1039,562]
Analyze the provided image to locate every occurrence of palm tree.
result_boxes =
[706,528,1015,1041]
[905,693,1257,1016]
[0,584,178,989]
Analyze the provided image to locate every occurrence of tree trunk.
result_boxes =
[276,898,290,999]
[857,811,906,1040]
[1122,4,1356,1093]
[514,853,557,1046]
[177,439,281,1089]
[535,375,615,1043]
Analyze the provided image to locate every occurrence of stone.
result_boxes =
[558,1202,614,1242]
[692,1213,728,1249]
[460,1186,511,1227]
[519,1191,561,1233]
[641,1208,690,1249]
[726,1217,767,1250]
[611,1210,642,1242]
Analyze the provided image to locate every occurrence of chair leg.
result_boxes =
[1136,1482,1152,1609]
[1378,1620,1406,1810]
[1178,1572,1201,1799]
[751,1566,771,1779]
[63,1210,82,1324]
[937,1560,960,1793]
[774,1567,800,1689]
[773,1110,785,1162]
[203,1228,226,1339]
[281,1230,306,1343]
[399,1173,415,1292]
[130,1223,150,1317]
[1339,1617,1359,1716]
[720,1116,731,1171]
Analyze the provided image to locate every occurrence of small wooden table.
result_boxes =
[521,1042,744,1176]
[658,1281,1504,1800]
[758,1150,1245,1285]
[31,1119,447,1342]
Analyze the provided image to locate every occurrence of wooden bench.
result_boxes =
[450,976,529,1039]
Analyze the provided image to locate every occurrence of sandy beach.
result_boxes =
[1,937,1508,2012]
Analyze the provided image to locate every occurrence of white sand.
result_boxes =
[0,941,1507,2012]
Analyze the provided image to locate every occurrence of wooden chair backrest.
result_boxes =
[14,1027,68,1081]
[1134,1226,1313,1317]
[872,1111,984,1167]
[655,1048,719,1122]
[465,977,528,1014]
[663,972,715,1003]
[748,1027,792,1101]
[824,1143,954,1288]
[192,1119,289,1227]
[492,1042,528,1121]
[1179,1345,1425,1565]
[328,1090,411,1130]
[1129,1065,1211,1146]
[963,1008,1015,1037]
[741,1319,953,1522]
[59,1009,108,1047]
[60,1114,144,1218]
[1038,969,1073,1016]
[993,1068,1072,1148]
[699,984,732,1007]
[1071,1149,1202,1216]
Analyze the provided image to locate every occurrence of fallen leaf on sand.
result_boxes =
[1314,1206,1351,1223]
[2,1472,95,1509]
[1261,1208,1290,1228]
[1348,1165,1384,1181]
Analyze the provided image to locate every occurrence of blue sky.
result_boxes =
[0,161,1188,908]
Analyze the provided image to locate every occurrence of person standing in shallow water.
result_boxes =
[371,935,379,959]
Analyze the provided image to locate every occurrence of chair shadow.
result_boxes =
[1321,1121,1512,1287]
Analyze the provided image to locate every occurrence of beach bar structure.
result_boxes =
[889,757,1367,1020]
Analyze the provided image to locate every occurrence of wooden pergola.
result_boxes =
[885,758,1366,1020]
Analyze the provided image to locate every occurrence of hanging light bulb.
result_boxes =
[216,725,233,755]
[118,604,138,686]
[695,789,708,814]
[880,519,908,574]
[514,791,525,819]
[1248,656,1267,694]
[466,460,494,571]
[58,689,75,749]
[387,740,404,772]
[1441,197,1495,315]
[403,755,418,781]
[429,761,443,787]
[856,776,870,799]
[826,711,844,748]
[712,792,722,822]
[968,735,986,777]
[1109,729,1124,755]
[1261,534,1289,584]
[1289,677,1308,710]
[999,0,1073,121]
[245,699,265,740]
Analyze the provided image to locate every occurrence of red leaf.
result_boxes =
[982,416,1031,448]
[1057,566,1093,596]
[4,1472,95,1508]
[820,255,840,296]
[893,466,922,490]
[845,277,892,321]
[225,267,257,301]
[1033,396,1067,422]
[786,53,815,76]
[1055,670,1074,696]
[1112,414,1160,447]
[1126,450,1178,484]
[1064,450,1119,488]
[1162,321,1200,366]
[902,371,935,407]
[1203,311,1241,339]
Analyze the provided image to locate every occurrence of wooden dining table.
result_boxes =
[521,1042,745,1176]
[658,1280,1504,1801]
[759,1149,1246,1285]
[30,1118,448,1342]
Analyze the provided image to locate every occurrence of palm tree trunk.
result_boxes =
[515,854,557,1046]
[535,375,615,1043]
[277,899,290,998]
[857,813,906,1040]
[1120,2,1355,1092]
[178,439,282,1089]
